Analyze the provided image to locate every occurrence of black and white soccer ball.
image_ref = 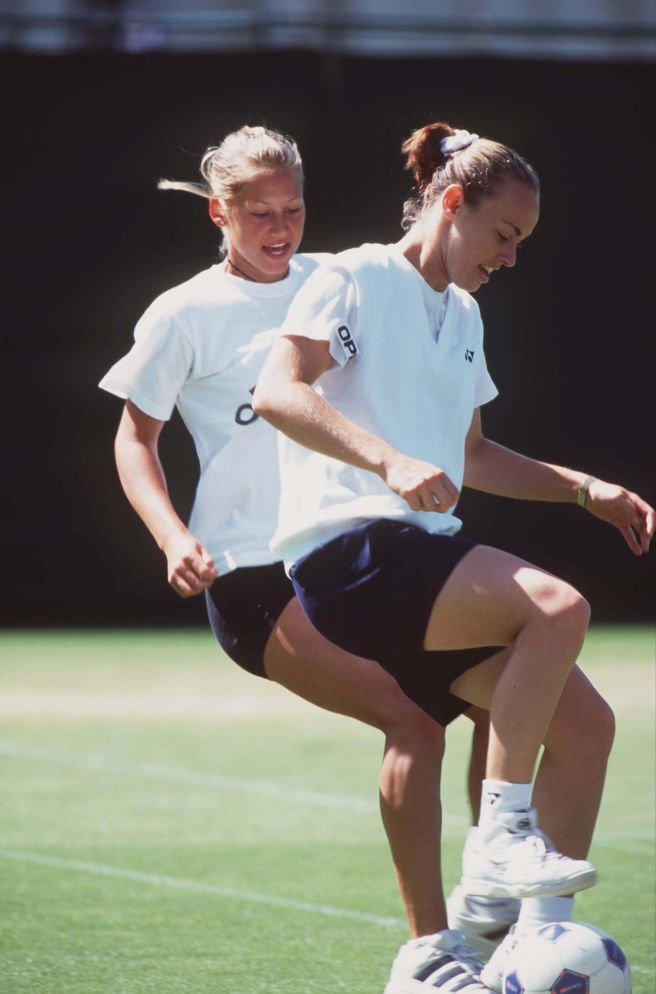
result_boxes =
[503,921,631,994]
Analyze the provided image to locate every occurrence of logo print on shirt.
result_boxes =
[235,386,259,426]
[337,325,358,360]
[465,349,475,363]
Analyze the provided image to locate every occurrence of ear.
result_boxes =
[209,197,225,227]
[442,184,464,219]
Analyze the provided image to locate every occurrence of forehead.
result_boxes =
[481,180,540,238]
[239,167,303,204]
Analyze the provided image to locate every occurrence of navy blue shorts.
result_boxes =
[289,518,501,723]
[205,563,295,679]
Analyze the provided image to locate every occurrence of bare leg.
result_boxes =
[424,545,591,784]
[464,707,489,823]
[533,666,615,858]
[263,597,447,937]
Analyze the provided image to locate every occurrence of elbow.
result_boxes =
[252,382,282,424]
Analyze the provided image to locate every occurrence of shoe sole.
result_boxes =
[461,866,597,900]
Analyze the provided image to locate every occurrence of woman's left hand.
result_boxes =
[585,480,655,555]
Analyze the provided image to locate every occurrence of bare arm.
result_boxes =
[464,409,654,555]
[114,400,218,596]
[253,335,460,513]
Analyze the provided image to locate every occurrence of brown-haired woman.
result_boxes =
[254,121,654,991]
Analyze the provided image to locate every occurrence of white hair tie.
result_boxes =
[440,130,479,155]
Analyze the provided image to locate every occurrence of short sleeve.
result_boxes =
[281,265,359,367]
[474,349,498,407]
[98,302,194,421]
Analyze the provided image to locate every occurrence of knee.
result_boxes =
[385,697,446,761]
[548,685,615,763]
[536,580,591,647]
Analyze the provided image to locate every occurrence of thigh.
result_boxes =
[265,597,450,733]
[423,543,577,651]
[266,597,500,728]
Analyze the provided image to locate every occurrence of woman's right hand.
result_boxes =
[382,454,460,513]
[162,530,218,598]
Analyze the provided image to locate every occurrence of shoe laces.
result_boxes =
[522,830,580,866]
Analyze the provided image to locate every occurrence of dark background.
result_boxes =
[3,52,654,627]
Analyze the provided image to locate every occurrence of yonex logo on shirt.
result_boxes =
[235,385,259,426]
[465,349,475,363]
[337,325,358,360]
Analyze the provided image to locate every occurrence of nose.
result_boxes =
[270,212,290,236]
[500,243,517,268]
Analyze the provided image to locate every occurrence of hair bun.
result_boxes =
[402,123,456,192]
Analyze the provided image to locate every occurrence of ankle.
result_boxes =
[477,780,532,837]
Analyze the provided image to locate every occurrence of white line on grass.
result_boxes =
[0,738,470,825]
[0,849,404,928]
[1,739,653,847]
[0,738,375,812]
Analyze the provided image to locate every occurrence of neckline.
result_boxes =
[218,257,301,296]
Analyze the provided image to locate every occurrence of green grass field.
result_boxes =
[1,626,653,993]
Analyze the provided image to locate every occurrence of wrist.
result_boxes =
[158,522,190,553]
[374,443,403,479]
[576,474,598,509]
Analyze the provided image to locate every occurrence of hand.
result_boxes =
[162,530,218,598]
[383,454,459,513]
[585,479,655,556]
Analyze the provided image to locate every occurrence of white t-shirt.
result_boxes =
[270,243,499,567]
[99,254,328,575]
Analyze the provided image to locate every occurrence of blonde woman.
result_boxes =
[100,125,516,994]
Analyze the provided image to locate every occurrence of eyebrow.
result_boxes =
[502,220,522,237]
[249,196,303,205]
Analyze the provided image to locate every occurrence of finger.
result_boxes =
[640,503,655,546]
[199,563,218,583]
[200,548,217,574]
[416,483,451,513]
[405,492,424,512]
[417,490,442,513]
[620,524,642,556]
[441,476,460,506]
[182,554,215,585]
[429,484,457,513]
[626,500,653,553]
[169,573,196,598]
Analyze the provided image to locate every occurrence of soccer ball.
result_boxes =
[503,921,632,994]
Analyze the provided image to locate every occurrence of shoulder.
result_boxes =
[334,242,392,273]
[137,264,252,337]
[138,265,234,320]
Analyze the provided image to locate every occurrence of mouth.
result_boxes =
[478,264,494,283]
[262,242,291,260]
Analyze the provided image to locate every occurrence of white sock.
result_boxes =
[517,896,574,932]
[478,779,532,836]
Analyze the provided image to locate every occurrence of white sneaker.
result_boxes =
[461,809,596,899]
[479,925,525,993]
[384,929,493,993]
[446,883,520,961]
